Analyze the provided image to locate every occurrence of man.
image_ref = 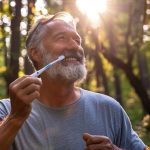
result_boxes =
[0,12,148,150]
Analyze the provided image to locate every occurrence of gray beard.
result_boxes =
[41,52,87,83]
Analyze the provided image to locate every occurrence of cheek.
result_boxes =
[47,44,66,56]
[43,39,67,56]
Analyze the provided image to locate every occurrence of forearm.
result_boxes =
[0,115,26,150]
[0,76,41,150]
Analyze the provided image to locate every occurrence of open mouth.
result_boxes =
[62,56,83,64]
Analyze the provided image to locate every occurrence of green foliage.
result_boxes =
[0,0,150,146]
[0,51,6,98]
[121,73,150,145]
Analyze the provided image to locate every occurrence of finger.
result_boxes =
[85,143,103,150]
[10,84,41,105]
[10,77,42,94]
[9,75,29,88]
[83,133,110,146]
[23,91,40,104]
[83,133,92,142]
[85,143,112,150]
[18,76,42,89]
[23,83,41,95]
[17,90,40,105]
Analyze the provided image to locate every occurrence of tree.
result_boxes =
[98,0,150,113]
[3,0,22,95]
[67,0,150,113]
[24,0,35,75]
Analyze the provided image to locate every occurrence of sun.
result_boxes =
[76,0,108,27]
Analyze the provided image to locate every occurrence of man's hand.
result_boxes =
[83,133,122,150]
[9,75,42,119]
[0,75,42,150]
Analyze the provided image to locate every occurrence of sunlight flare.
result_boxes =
[76,0,108,27]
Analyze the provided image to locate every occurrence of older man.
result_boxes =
[0,12,147,150]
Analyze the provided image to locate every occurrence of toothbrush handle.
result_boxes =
[31,55,65,77]
[31,71,41,77]
[31,68,45,77]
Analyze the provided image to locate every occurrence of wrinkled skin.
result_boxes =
[9,75,42,119]
[83,133,122,150]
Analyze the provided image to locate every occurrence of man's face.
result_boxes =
[40,20,87,83]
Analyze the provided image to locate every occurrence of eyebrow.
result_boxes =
[52,31,82,40]
[53,31,66,37]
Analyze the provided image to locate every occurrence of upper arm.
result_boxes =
[116,106,145,150]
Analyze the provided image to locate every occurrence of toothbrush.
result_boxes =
[31,55,65,77]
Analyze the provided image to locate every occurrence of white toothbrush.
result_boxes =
[31,55,65,77]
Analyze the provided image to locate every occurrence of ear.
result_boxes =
[29,48,42,63]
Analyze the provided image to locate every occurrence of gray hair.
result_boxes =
[26,19,47,51]
[26,12,76,68]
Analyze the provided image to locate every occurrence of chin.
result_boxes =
[46,63,87,82]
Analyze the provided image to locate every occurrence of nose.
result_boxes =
[66,38,83,54]
[68,38,79,50]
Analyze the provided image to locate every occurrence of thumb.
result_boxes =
[83,133,92,142]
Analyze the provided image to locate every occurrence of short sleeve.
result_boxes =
[0,99,11,120]
[116,106,145,150]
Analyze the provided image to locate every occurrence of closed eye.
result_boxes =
[58,35,65,39]
[75,39,80,44]
[74,37,81,45]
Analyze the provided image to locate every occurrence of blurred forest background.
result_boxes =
[0,0,150,145]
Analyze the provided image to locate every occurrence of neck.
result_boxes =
[39,75,80,107]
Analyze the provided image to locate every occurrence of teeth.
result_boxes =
[65,57,77,61]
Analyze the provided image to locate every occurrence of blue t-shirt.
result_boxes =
[0,89,145,150]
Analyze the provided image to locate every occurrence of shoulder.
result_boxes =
[81,89,126,129]
[0,98,11,108]
[81,88,121,110]
[0,99,11,119]
[80,88,124,120]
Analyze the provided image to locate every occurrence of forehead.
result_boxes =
[44,20,78,36]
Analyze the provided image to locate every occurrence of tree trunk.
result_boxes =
[100,0,150,113]
[137,51,150,90]
[93,31,109,95]
[113,67,123,105]
[5,0,21,95]
[103,52,150,114]
[94,50,109,95]
[124,65,150,114]
[24,0,35,75]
